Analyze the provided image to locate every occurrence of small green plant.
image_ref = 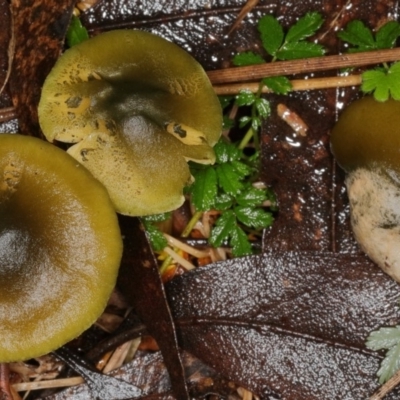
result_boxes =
[187,140,276,257]
[366,325,400,383]
[142,213,171,251]
[231,12,326,149]
[66,15,89,47]
[338,20,400,101]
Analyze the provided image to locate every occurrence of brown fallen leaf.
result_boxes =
[52,347,142,400]
[49,250,400,399]
[166,251,400,399]
[117,216,190,400]
[8,0,76,138]
[44,351,238,400]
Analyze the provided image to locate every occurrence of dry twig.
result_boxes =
[214,74,362,95]
[369,370,400,400]
[207,47,400,85]
[162,247,196,271]
[227,0,260,35]
[0,2,15,97]
[163,233,210,259]
[13,377,84,392]
[0,107,17,123]
[0,363,13,399]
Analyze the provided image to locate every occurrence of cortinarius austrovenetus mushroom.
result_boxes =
[0,134,122,362]
[38,30,222,216]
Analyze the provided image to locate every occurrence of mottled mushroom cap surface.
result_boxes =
[0,134,122,362]
[38,29,222,216]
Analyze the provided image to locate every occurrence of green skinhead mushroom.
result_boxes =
[38,29,222,216]
[0,134,122,362]
[331,96,400,282]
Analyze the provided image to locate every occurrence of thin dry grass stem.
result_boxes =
[210,247,227,263]
[95,312,124,333]
[163,233,210,258]
[95,351,113,371]
[122,337,142,365]
[369,370,400,400]
[0,107,17,123]
[75,0,100,13]
[318,0,352,41]
[13,376,84,392]
[162,246,195,271]
[222,102,239,137]
[237,386,254,400]
[207,47,400,85]
[227,0,260,35]
[214,74,362,95]
[102,340,135,374]
[199,210,221,239]
[0,363,13,399]
[0,4,15,97]
[10,385,22,400]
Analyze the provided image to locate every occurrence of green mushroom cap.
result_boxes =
[0,134,122,362]
[331,96,400,173]
[38,29,222,216]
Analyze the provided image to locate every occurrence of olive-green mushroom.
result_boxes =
[0,134,122,362]
[331,96,400,282]
[38,30,222,216]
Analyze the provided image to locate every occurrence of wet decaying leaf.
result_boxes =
[166,251,400,399]
[53,347,142,400]
[46,351,239,400]
[117,216,189,400]
[8,0,75,138]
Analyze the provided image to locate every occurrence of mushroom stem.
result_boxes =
[346,168,400,283]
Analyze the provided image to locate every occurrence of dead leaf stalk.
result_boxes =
[227,0,260,35]
[0,107,17,123]
[163,233,210,259]
[369,369,400,400]
[207,47,400,85]
[0,363,13,400]
[13,377,84,392]
[162,246,196,271]
[214,74,362,95]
